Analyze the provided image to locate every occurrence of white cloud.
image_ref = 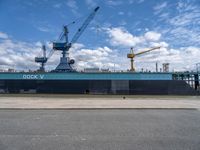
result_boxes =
[66,0,78,9]
[130,45,200,72]
[105,27,143,47]
[105,0,123,6]
[85,0,97,8]
[144,31,161,41]
[149,41,168,48]
[168,27,200,47]
[176,1,197,13]
[37,26,51,32]
[0,29,200,72]
[0,38,41,71]
[103,26,200,72]
[153,2,168,15]
[0,32,122,71]
[33,21,59,33]
[70,46,119,70]
[155,1,200,47]
[105,27,162,47]
[0,31,118,71]
[154,1,167,10]
[0,32,9,39]
[66,0,79,16]
[169,12,200,26]
[156,12,170,22]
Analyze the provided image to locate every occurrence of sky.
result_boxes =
[0,0,200,72]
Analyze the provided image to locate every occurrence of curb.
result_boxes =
[0,108,197,110]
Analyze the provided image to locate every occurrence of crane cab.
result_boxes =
[127,47,135,58]
[53,42,67,51]
[127,53,135,58]
[35,57,47,63]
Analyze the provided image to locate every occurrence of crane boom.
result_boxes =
[135,46,161,56]
[70,6,100,45]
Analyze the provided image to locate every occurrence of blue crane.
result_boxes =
[35,6,100,72]
[35,45,48,72]
[52,6,100,72]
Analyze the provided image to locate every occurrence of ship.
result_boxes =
[0,6,199,95]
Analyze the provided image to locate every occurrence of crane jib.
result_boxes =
[70,6,100,44]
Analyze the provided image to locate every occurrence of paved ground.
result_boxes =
[0,109,200,150]
[0,95,200,109]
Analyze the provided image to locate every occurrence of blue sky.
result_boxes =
[0,0,200,71]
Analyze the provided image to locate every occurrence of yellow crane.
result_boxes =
[127,46,161,72]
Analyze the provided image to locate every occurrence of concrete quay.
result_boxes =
[0,95,199,109]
